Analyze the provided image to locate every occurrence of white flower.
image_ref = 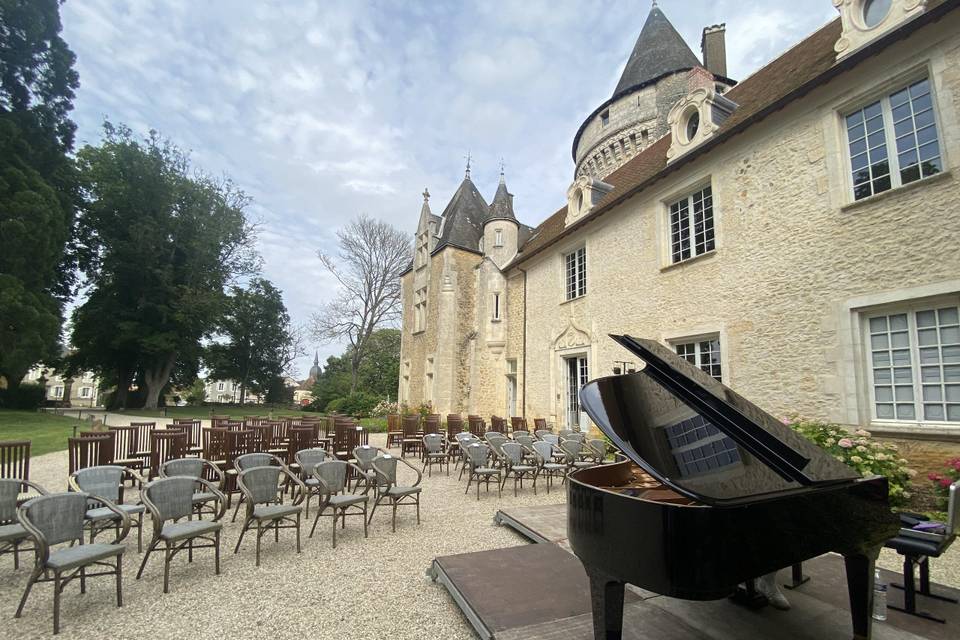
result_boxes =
[851,456,863,464]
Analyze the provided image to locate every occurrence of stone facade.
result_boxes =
[399,3,960,468]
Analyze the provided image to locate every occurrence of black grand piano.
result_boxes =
[568,335,899,640]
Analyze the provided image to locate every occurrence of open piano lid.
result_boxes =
[579,335,860,506]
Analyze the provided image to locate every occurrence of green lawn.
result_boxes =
[118,406,317,419]
[0,410,88,457]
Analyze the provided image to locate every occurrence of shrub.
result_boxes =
[399,401,434,419]
[788,417,916,507]
[371,399,400,416]
[0,383,47,410]
[928,458,960,511]
[324,391,380,418]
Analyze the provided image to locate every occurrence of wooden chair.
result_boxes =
[533,418,550,432]
[172,419,203,455]
[148,431,187,480]
[445,416,465,463]
[78,430,115,465]
[130,422,156,463]
[250,424,274,453]
[386,414,402,448]
[107,426,143,474]
[202,427,229,465]
[221,429,253,505]
[67,436,110,476]
[489,416,507,433]
[286,427,316,468]
[468,415,485,438]
[511,416,527,432]
[0,440,31,482]
[210,415,230,428]
[400,415,421,458]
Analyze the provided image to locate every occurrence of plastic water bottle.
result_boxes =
[872,568,887,621]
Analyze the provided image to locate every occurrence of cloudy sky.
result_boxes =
[60,0,839,377]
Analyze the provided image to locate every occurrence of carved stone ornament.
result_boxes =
[553,322,591,350]
[565,174,614,227]
[666,83,737,163]
[833,0,927,59]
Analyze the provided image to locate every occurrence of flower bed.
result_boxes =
[928,458,960,511]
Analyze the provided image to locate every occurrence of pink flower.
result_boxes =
[838,438,854,448]
[929,472,942,482]
[940,478,954,488]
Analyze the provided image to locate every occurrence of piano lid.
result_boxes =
[579,335,860,506]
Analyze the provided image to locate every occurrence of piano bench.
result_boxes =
[884,534,957,623]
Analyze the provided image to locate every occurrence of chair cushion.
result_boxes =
[85,503,145,521]
[161,520,222,542]
[191,492,218,504]
[474,467,500,475]
[329,494,368,507]
[543,463,566,471]
[571,461,594,469]
[47,543,124,570]
[387,486,422,497]
[304,478,321,487]
[510,465,536,473]
[0,523,28,543]
[253,504,302,520]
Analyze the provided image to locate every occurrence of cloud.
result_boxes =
[61,0,840,376]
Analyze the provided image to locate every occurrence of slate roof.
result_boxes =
[432,176,490,255]
[512,2,954,268]
[487,175,517,222]
[614,6,702,96]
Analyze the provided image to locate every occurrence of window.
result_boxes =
[494,229,503,247]
[217,382,225,391]
[669,186,715,264]
[674,337,723,381]
[413,287,428,332]
[564,247,587,301]
[845,77,942,201]
[80,387,91,398]
[862,0,891,28]
[685,110,700,142]
[600,110,609,127]
[53,386,63,398]
[493,293,501,320]
[866,305,960,423]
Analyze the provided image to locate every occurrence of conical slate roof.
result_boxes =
[614,5,701,95]
[433,176,490,254]
[487,173,517,222]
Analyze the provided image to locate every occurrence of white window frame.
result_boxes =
[413,286,428,333]
[862,297,960,425]
[564,246,587,301]
[842,73,945,202]
[494,228,503,247]
[671,335,723,382]
[53,386,64,398]
[79,387,91,398]
[492,292,501,321]
[667,184,715,265]
[217,382,225,391]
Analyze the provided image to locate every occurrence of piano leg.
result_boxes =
[586,567,625,640]
[843,552,876,640]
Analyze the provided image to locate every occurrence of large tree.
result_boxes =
[311,214,410,392]
[71,123,258,408]
[0,0,79,387]
[205,278,301,405]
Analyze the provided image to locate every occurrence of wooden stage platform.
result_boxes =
[429,504,959,640]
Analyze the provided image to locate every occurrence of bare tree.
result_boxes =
[311,215,412,392]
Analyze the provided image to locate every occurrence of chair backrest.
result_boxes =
[512,430,530,439]
[295,448,330,477]
[143,476,197,523]
[172,419,202,448]
[71,465,126,503]
[533,418,548,431]
[386,414,400,431]
[371,455,399,486]
[108,426,137,461]
[401,415,420,437]
[560,440,583,457]
[130,422,156,453]
[0,478,45,524]
[424,414,441,432]
[224,429,253,468]
[234,452,278,473]
[484,432,508,447]
[313,460,349,494]
[501,442,525,466]
[20,492,88,547]
[467,416,485,437]
[455,432,478,446]
[534,429,552,439]
[514,434,534,447]
[210,415,230,427]
[160,457,205,479]
[511,417,527,432]
[0,440,31,481]
[79,429,116,464]
[558,429,575,438]
[422,433,445,454]
[68,436,110,475]
[465,443,490,468]
[239,466,284,505]
[541,434,560,446]
[287,427,316,463]
[561,432,586,444]
[203,427,229,461]
[489,416,506,433]
[587,438,608,459]
[149,431,187,478]
[532,441,554,462]
[446,415,463,438]
[249,424,274,452]
[353,445,378,470]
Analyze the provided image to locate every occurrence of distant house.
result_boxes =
[202,379,265,404]
[22,366,101,408]
[293,352,322,405]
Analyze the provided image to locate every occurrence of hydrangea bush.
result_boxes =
[787,417,916,507]
[928,458,960,511]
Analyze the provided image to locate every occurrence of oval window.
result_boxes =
[862,0,891,28]
[576,189,584,212]
[685,110,700,142]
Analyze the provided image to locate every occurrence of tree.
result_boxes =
[70,123,258,408]
[205,278,302,405]
[311,214,410,392]
[307,328,400,411]
[0,0,79,387]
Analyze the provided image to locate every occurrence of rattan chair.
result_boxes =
[454,433,480,479]
[138,476,225,593]
[351,444,385,493]
[68,466,145,552]
[294,448,333,517]
[15,492,130,635]
[532,441,568,493]
[483,432,509,463]
[158,458,224,516]
[421,433,449,477]
[230,453,283,522]
[234,464,305,566]
[463,443,501,500]
[309,460,370,548]
[498,442,538,496]
[586,438,610,464]
[368,454,422,532]
[559,440,596,473]
[0,478,47,569]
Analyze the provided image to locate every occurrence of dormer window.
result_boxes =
[666,81,737,163]
[576,190,584,213]
[600,110,610,127]
[862,0,892,27]
[684,110,700,143]
[834,0,927,60]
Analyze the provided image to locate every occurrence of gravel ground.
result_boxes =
[5,429,957,639]
[5,433,565,639]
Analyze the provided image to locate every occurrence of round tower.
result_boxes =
[482,167,520,269]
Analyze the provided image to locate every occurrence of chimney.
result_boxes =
[701,24,727,79]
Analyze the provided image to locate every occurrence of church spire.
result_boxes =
[464,151,472,180]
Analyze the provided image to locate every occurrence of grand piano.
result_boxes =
[568,335,899,640]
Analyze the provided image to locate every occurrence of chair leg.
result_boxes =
[215,530,221,575]
[15,566,42,618]
[367,497,381,525]
[53,571,62,635]
[116,557,123,606]
[465,473,472,495]
[392,499,397,533]
[80,565,86,594]
[13,541,19,570]
[231,494,244,523]
[163,544,171,593]
[416,496,420,525]
[256,521,262,567]
[234,520,249,554]
[137,539,160,579]
[137,512,143,553]
[296,513,301,554]
[332,510,338,549]
[363,502,369,538]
